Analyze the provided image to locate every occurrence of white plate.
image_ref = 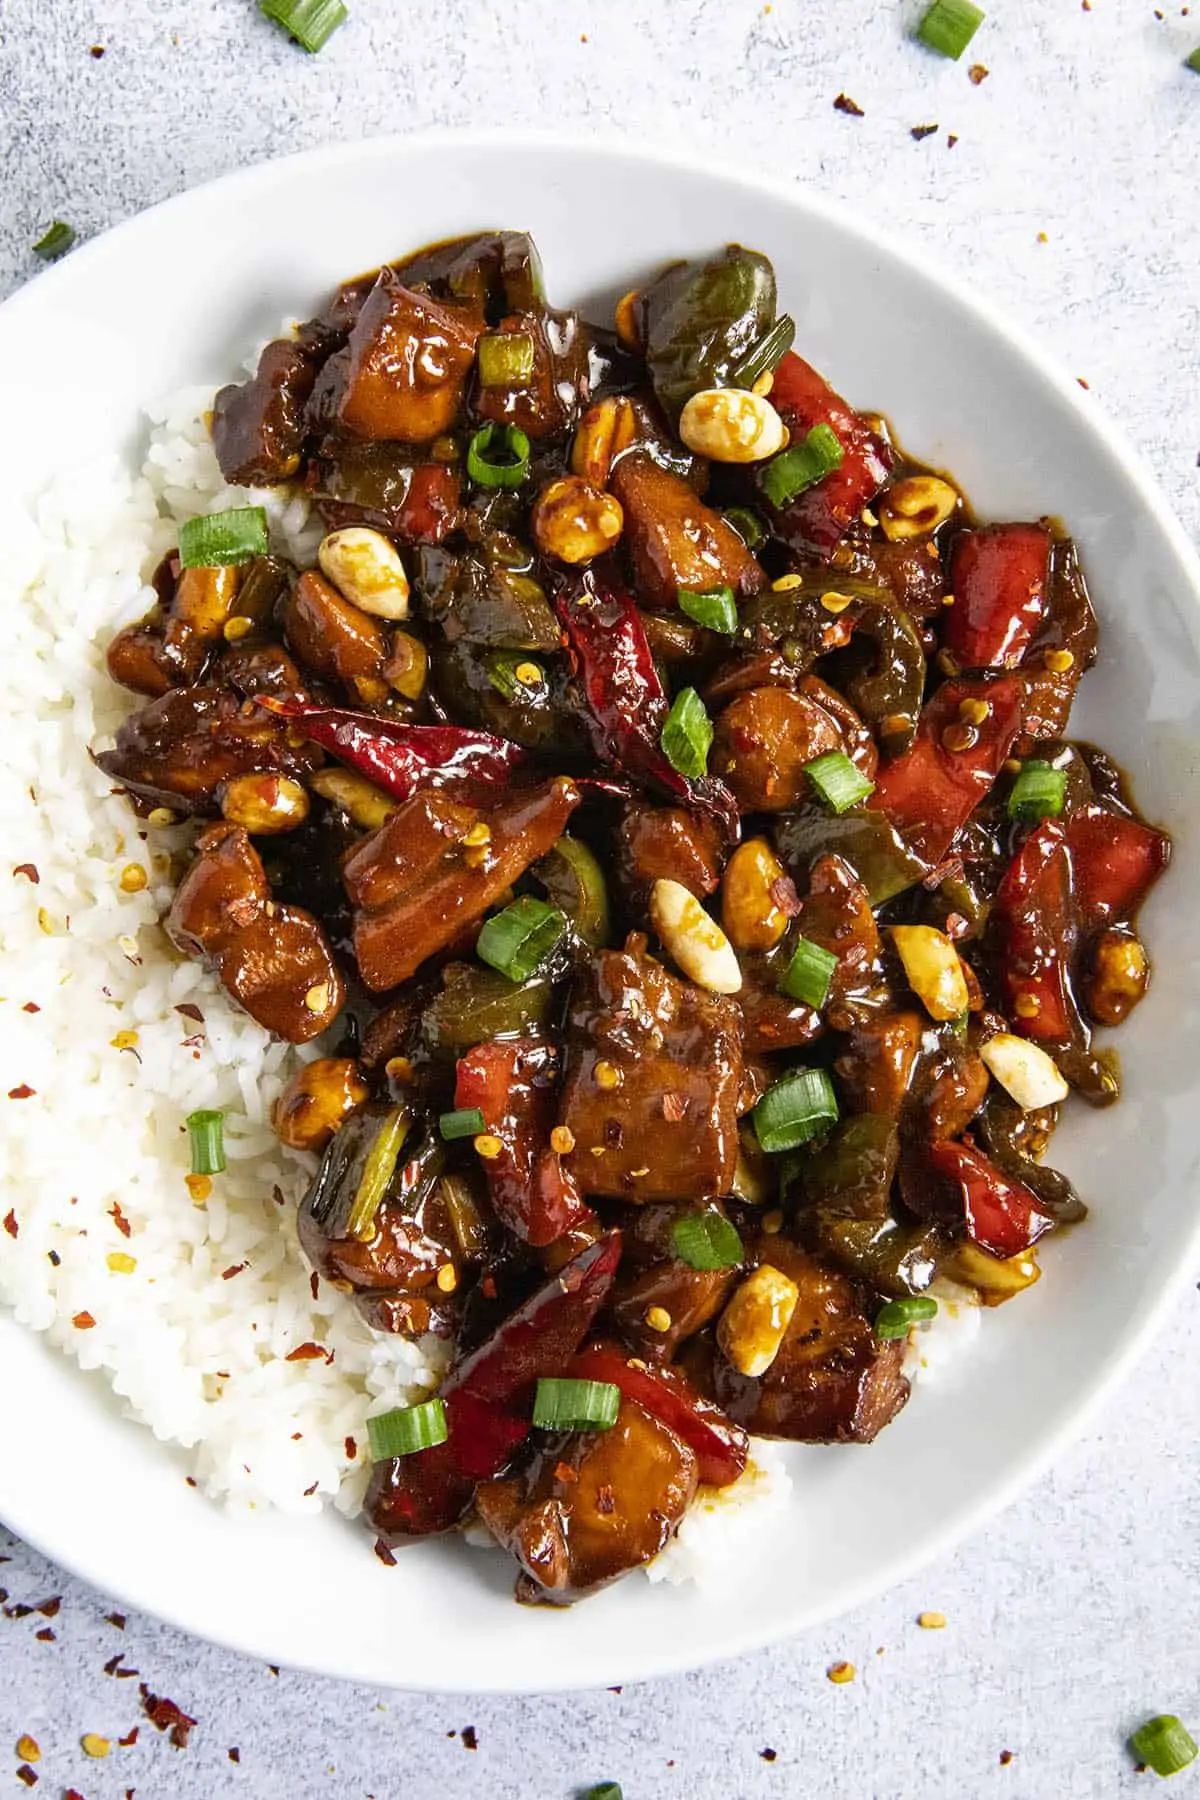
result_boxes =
[1,131,1198,1694]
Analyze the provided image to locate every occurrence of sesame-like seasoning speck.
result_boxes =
[917,1610,947,1629]
[827,1660,856,1684]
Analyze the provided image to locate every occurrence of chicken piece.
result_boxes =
[829,536,948,621]
[475,1396,698,1604]
[105,562,246,699]
[833,1010,925,1118]
[167,822,343,1041]
[282,569,390,704]
[93,684,321,814]
[614,801,723,914]
[473,309,592,441]
[609,1201,739,1361]
[212,338,319,485]
[711,682,876,813]
[610,451,766,609]
[312,271,483,443]
[794,854,884,1001]
[560,941,743,1201]
[343,778,581,991]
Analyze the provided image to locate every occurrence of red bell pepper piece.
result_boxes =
[454,1038,591,1248]
[258,699,532,805]
[945,524,1051,670]
[552,564,739,838]
[991,819,1080,1043]
[872,675,1025,866]
[395,463,461,544]
[1066,806,1170,930]
[763,351,893,560]
[928,1138,1054,1259]
[570,1340,749,1488]
[365,1232,623,1540]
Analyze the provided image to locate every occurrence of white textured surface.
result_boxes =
[1,1,1198,1793]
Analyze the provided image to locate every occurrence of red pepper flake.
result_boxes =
[13,864,39,884]
[228,1748,241,1764]
[607,1686,622,1695]
[116,1666,139,1679]
[65,1791,85,1800]
[999,1749,1015,1766]
[461,1726,478,1751]
[90,42,106,55]
[37,1595,61,1616]
[1077,377,1090,390]
[106,1612,126,1628]
[72,1311,96,1330]
[34,1627,55,1641]
[760,1748,778,1762]
[834,92,864,115]
[943,911,969,940]
[911,122,939,139]
[302,1481,319,1497]
[221,1263,247,1281]
[3,1210,18,1239]
[22,1001,40,1013]
[947,133,959,147]
[661,1091,686,1123]
[119,1727,139,1747]
[968,61,989,81]
[344,1435,357,1461]
[8,1085,36,1100]
[595,1483,616,1516]
[174,1003,204,1023]
[139,1682,197,1749]
[310,1270,320,1302]
[47,1249,60,1266]
[481,1274,497,1300]
[15,1767,37,1788]
[554,1461,579,1484]
[267,1665,279,1676]
[109,1202,132,1239]
[769,873,802,917]
[374,1539,397,1567]
[185,1477,197,1488]
[6,1602,33,1617]
[104,1653,124,1674]
[284,1342,332,1363]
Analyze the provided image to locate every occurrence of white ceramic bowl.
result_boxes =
[1,132,1198,1694]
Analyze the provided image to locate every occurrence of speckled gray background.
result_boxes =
[2,1,1199,1796]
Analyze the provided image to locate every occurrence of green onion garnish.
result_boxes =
[678,586,739,635]
[1187,47,1200,72]
[661,687,713,779]
[1006,759,1067,823]
[753,1067,839,1154]
[915,0,984,59]
[259,0,348,51]
[875,1295,939,1340]
[476,896,566,983]
[178,507,269,569]
[486,651,545,702]
[583,1785,623,1800]
[439,1108,486,1142]
[346,1106,409,1242]
[477,330,536,387]
[366,1399,449,1460]
[532,1377,621,1432]
[671,1210,744,1271]
[779,935,839,1010]
[466,423,531,491]
[32,221,76,262]
[730,313,796,390]
[805,750,875,814]
[1130,1716,1199,1778]
[186,1109,225,1176]
[760,423,844,509]
[722,507,766,550]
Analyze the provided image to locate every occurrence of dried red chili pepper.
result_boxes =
[762,351,893,559]
[259,699,533,806]
[454,1038,591,1247]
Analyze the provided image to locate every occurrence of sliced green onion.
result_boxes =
[1007,759,1067,823]
[1187,47,1200,72]
[466,423,531,491]
[477,330,536,387]
[583,1785,623,1800]
[186,1109,225,1176]
[477,896,566,983]
[439,1108,486,1142]
[753,1067,839,1154]
[805,750,875,814]
[722,507,766,550]
[671,1210,744,1271]
[346,1106,409,1241]
[760,423,844,509]
[730,313,796,389]
[949,1010,969,1039]
[1130,1716,1198,1778]
[32,221,76,262]
[875,1295,939,1339]
[532,1377,621,1432]
[366,1398,448,1460]
[915,0,984,59]
[779,935,839,1009]
[179,507,269,569]
[259,0,348,51]
[678,586,738,635]
[661,687,713,779]
[486,650,545,702]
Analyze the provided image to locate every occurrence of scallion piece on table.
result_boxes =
[477,896,566,983]
[661,687,713,779]
[730,313,796,389]
[259,0,348,52]
[366,1398,449,1461]
[915,0,985,59]
[532,1377,622,1432]
[583,1785,623,1800]
[1007,759,1067,823]
[1129,1716,1198,1778]
[186,1109,225,1176]
[32,221,76,262]
[779,935,839,1009]
[753,1067,839,1153]
[677,585,739,635]
[346,1106,410,1242]
[1187,47,1200,71]
[722,507,766,550]
[805,750,875,814]
[178,506,269,569]
[760,422,843,509]
[439,1107,486,1142]
[466,423,531,491]
[671,1210,744,1271]
[875,1295,939,1340]
[477,330,536,387]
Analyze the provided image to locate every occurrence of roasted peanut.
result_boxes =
[890,925,970,1021]
[273,1057,369,1152]
[614,289,640,348]
[318,527,411,621]
[678,389,786,464]
[309,767,399,832]
[943,1244,1041,1306]
[980,1032,1069,1110]
[721,837,792,951]
[383,629,428,700]
[1085,928,1149,1026]
[878,476,959,543]
[530,476,624,564]
[220,772,310,834]
[717,1264,800,1376]
[570,396,637,489]
[649,877,742,994]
